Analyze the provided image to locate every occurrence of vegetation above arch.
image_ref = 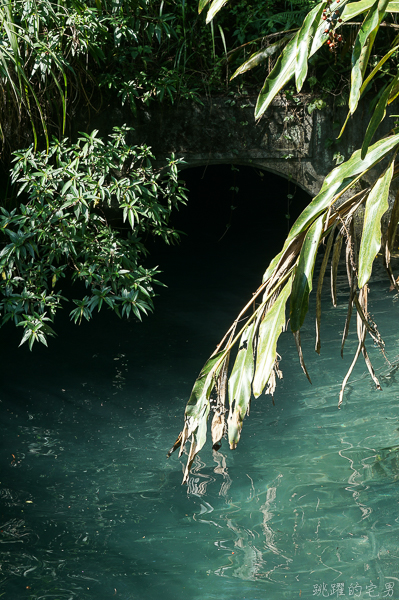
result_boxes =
[170,0,399,483]
[0,0,326,158]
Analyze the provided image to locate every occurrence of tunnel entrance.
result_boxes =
[159,164,312,285]
[147,164,313,343]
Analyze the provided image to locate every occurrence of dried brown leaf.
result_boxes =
[293,330,312,384]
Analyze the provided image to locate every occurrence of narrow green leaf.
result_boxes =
[290,213,325,332]
[341,0,376,20]
[256,0,353,120]
[198,0,212,14]
[295,3,325,92]
[361,73,399,158]
[253,277,292,397]
[255,33,299,120]
[184,351,225,420]
[349,0,389,115]
[128,208,135,229]
[206,0,229,23]
[231,36,292,80]
[227,322,256,448]
[284,133,399,246]
[358,157,394,288]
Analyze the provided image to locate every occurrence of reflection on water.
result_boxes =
[1,242,399,599]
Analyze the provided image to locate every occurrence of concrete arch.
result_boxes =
[176,158,315,196]
[101,94,393,199]
[127,96,345,198]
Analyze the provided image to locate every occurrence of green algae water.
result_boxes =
[2,172,399,600]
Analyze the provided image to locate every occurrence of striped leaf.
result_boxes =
[290,214,324,332]
[358,157,395,288]
[253,277,292,397]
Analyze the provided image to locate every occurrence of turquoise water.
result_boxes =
[1,173,399,599]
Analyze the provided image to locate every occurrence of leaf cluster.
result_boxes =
[171,0,399,482]
[0,125,187,349]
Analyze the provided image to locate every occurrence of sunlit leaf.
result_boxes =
[349,0,389,115]
[361,73,399,158]
[253,277,292,397]
[227,322,256,448]
[205,0,229,22]
[290,214,324,332]
[358,157,395,288]
[283,133,399,246]
[231,36,293,80]
[295,2,325,92]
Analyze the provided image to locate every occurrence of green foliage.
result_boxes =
[0,125,186,349]
[170,0,399,482]
[1,0,328,157]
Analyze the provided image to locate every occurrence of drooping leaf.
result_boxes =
[227,321,256,449]
[198,0,212,13]
[255,33,299,120]
[179,348,228,466]
[349,0,389,115]
[253,277,292,398]
[295,2,325,92]
[228,323,255,412]
[205,0,229,23]
[358,157,395,288]
[290,213,325,332]
[182,350,225,425]
[231,36,293,80]
[283,133,399,247]
[361,73,399,158]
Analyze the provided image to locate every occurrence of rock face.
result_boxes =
[84,94,398,198]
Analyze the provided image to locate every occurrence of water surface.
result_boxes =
[1,171,399,600]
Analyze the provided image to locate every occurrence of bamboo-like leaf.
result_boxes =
[231,36,292,80]
[283,133,399,247]
[227,322,256,449]
[387,0,399,10]
[361,74,399,158]
[349,0,389,115]
[295,2,325,92]
[198,0,212,14]
[205,0,229,22]
[256,0,355,119]
[253,277,292,398]
[358,157,394,287]
[255,33,299,120]
[182,404,210,483]
[290,214,325,332]
[361,45,399,97]
[340,0,376,20]
[179,350,225,455]
[315,225,335,354]
[339,44,399,138]
[228,324,255,412]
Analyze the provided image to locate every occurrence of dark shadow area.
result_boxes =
[145,163,312,322]
[0,164,312,366]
